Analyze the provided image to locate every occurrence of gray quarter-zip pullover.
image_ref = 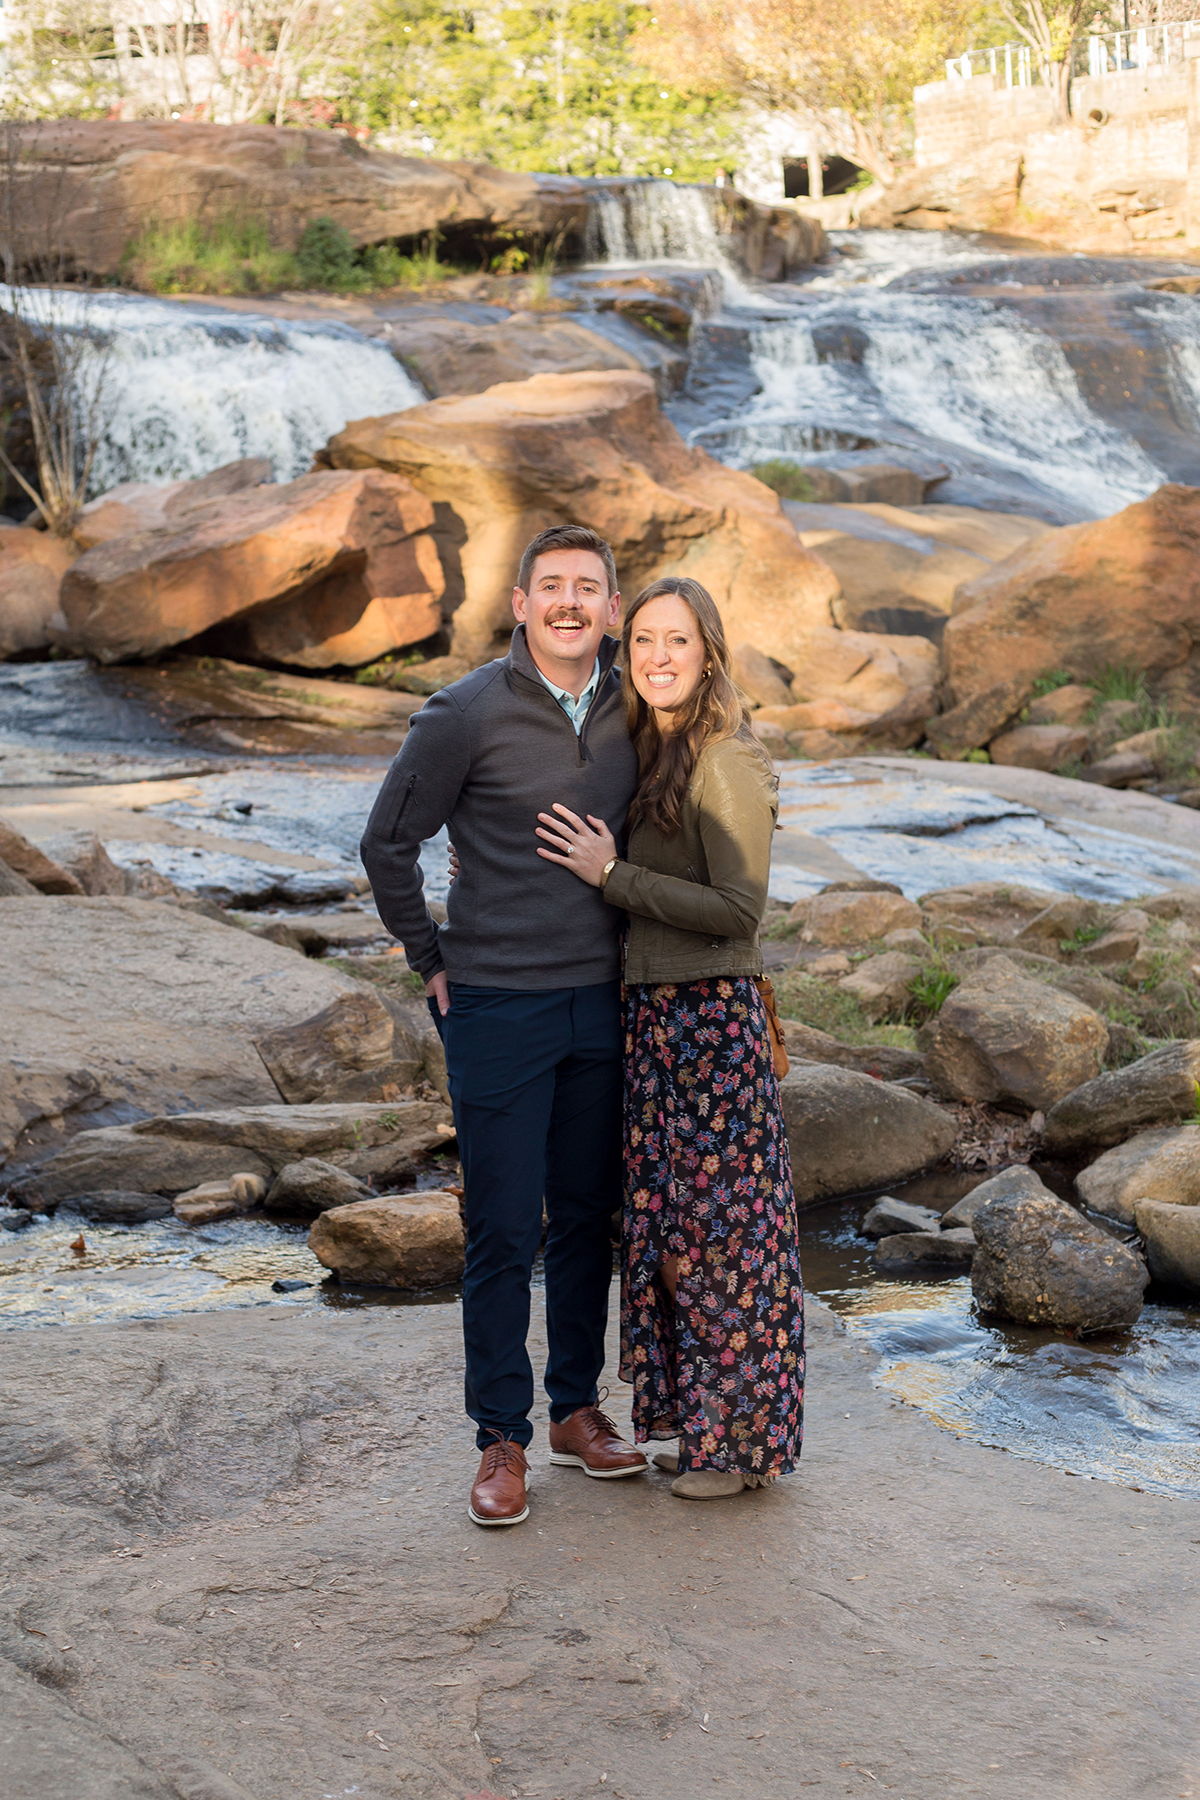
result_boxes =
[360,626,638,990]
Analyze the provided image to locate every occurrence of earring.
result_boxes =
[703,665,712,677]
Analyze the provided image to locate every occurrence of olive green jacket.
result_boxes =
[603,733,778,985]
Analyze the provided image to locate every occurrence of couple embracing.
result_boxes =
[362,525,804,1527]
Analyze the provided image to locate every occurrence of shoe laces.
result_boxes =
[577,1389,619,1437]
[480,1431,525,1474]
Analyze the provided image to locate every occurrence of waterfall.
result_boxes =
[5,288,424,496]
[694,282,1171,518]
[583,178,764,308]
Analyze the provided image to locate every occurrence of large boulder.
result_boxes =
[73,457,272,549]
[253,990,421,1104]
[309,1191,465,1289]
[1044,1042,1200,1153]
[922,955,1108,1112]
[2,119,589,277]
[1075,1126,1200,1226]
[940,1163,1044,1228]
[1133,1199,1200,1294]
[0,896,361,1171]
[9,1098,454,1209]
[778,1065,957,1206]
[971,1185,1148,1332]
[943,486,1200,717]
[790,887,921,946]
[0,526,75,659]
[265,1158,372,1216]
[319,370,843,668]
[58,470,444,667]
[919,882,1058,941]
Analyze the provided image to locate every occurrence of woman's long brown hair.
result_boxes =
[621,576,767,836]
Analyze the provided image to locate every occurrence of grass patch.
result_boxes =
[1060,923,1106,953]
[774,970,916,1048]
[1029,668,1075,699]
[123,213,464,296]
[326,953,426,999]
[121,212,298,295]
[751,458,821,502]
[908,962,958,1022]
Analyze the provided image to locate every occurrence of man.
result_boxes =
[361,523,648,1527]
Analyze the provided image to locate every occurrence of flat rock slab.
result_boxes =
[0,896,359,1169]
[14,1100,455,1206]
[0,1293,1196,1800]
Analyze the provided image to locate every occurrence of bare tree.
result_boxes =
[997,0,1093,121]
[0,121,116,534]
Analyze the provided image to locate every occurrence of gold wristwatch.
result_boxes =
[599,857,618,889]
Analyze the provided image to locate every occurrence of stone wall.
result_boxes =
[887,56,1195,246]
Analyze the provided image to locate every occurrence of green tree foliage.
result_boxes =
[354,0,739,177]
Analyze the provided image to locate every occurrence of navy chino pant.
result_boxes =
[435,980,623,1450]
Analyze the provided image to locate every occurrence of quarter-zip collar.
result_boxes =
[507,626,623,765]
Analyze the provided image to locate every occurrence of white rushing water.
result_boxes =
[584,178,766,308]
[7,286,424,492]
[715,291,1165,516]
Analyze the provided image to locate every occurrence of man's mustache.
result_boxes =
[545,608,588,623]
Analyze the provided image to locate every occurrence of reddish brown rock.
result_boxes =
[988,723,1089,771]
[2,119,588,277]
[309,1191,465,1289]
[0,526,75,658]
[320,370,842,667]
[944,486,1200,713]
[74,457,271,550]
[59,469,444,667]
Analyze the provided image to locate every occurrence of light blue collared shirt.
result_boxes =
[535,657,601,735]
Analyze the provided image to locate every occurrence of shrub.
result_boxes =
[295,216,361,289]
[121,212,298,295]
[751,459,819,502]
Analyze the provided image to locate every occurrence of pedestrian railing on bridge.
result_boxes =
[945,17,1200,88]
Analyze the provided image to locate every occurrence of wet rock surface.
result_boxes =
[971,1184,1149,1333]
[12,1099,454,1208]
[0,1295,1195,1800]
[873,1226,976,1270]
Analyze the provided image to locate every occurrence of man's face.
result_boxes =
[512,549,620,692]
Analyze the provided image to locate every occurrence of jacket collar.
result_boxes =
[507,623,620,692]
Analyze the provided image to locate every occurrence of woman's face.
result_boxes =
[628,594,707,724]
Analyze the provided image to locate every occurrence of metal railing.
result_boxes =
[946,17,1200,87]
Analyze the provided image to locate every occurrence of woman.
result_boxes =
[535,576,804,1501]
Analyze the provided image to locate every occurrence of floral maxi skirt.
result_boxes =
[619,978,804,1481]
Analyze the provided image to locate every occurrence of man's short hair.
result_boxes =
[517,525,617,598]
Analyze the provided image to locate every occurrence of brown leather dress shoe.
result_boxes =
[548,1400,648,1479]
[468,1435,530,1527]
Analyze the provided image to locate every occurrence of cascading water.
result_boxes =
[699,287,1165,517]
[14,288,424,493]
[583,177,764,308]
[681,228,1200,519]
